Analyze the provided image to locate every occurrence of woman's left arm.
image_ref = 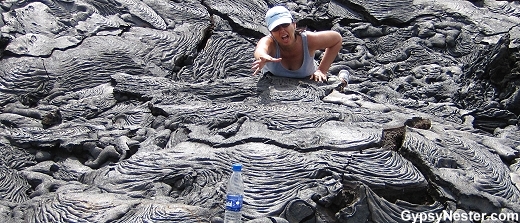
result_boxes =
[307,31,342,82]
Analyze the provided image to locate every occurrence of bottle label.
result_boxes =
[225,194,243,211]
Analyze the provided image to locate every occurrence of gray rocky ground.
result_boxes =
[0,0,519,222]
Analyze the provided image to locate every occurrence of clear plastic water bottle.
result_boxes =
[224,163,244,223]
[339,70,350,87]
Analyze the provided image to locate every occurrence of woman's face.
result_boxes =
[270,22,296,45]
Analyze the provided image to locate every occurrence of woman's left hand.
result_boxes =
[310,70,327,82]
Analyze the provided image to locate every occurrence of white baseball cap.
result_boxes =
[265,6,293,31]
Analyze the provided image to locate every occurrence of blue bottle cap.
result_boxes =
[232,163,242,171]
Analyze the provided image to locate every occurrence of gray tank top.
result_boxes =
[263,32,317,78]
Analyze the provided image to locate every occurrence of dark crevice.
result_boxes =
[201,0,265,39]
[297,18,336,32]
[197,14,215,52]
[333,0,396,26]
[188,134,378,153]
[372,186,433,205]
[396,135,456,207]
[171,1,258,79]
[0,35,11,59]
[169,13,214,78]
[15,59,55,108]
[117,25,131,36]
[377,119,439,204]
[112,89,153,103]
[2,25,129,61]
[189,136,298,151]
[334,1,443,29]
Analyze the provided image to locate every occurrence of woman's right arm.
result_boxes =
[252,36,281,75]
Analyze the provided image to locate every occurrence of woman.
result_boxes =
[252,6,342,82]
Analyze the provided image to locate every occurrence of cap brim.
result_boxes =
[268,17,293,31]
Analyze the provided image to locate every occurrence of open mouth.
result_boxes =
[281,34,289,41]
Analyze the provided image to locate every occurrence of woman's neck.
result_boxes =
[279,34,299,52]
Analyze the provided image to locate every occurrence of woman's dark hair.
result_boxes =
[295,22,307,35]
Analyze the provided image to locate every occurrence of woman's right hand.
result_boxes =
[251,56,282,75]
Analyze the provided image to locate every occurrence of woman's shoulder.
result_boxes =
[303,31,322,42]
[305,30,342,50]
[257,35,277,56]
[257,35,276,48]
[305,30,335,38]
[259,35,276,45]
[304,31,321,46]
[306,31,341,41]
